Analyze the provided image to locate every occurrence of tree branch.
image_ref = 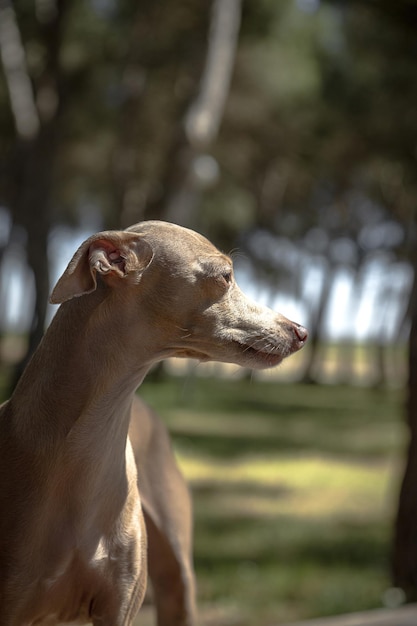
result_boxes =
[0,0,40,140]
[185,0,242,149]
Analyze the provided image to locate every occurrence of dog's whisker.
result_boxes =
[243,338,278,354]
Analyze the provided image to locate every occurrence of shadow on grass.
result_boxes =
[174,431,307,458]
[194,515,388,571]
[193,482,291,497]
[140,377,404,460]
[172,425,400,460]
[139,376,399,621]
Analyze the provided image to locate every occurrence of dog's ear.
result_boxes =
[50,231,154,304]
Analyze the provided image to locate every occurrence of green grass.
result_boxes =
[139,376,407,625]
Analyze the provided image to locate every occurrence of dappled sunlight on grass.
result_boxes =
[178,452,396,520]
[139,377,405,624]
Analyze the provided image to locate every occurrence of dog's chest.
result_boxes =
[25,553,101,625]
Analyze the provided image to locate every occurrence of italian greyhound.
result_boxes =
[0,220,307,626]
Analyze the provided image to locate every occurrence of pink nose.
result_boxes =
[293,323,308,343]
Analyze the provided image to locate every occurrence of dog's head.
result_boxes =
[51,220,307,370]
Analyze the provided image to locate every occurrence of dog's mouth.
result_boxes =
[237,342,285,368]
[171,329,307,369]
[171,344,283,368]
[236,329,307,368]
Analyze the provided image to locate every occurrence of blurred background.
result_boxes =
[1,0,417,624]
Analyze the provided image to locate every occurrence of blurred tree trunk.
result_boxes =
[392,241,417,600]
[302,266,335,383]
[9,130,57,384]
[146,0,241,230]
[0,222,11,363]
[1,0,69,388]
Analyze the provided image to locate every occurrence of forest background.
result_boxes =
[1,0,417,624]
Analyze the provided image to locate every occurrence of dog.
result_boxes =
[0,220,307,625]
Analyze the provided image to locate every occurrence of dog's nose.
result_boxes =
[293,323,308,343]
[290,322,308,353]
[286,320,308,354]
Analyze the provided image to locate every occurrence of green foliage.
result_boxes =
[2,0,415,239]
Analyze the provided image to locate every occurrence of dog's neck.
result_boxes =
[10,290,151,452]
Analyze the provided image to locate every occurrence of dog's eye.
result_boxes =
[221,271,232,285]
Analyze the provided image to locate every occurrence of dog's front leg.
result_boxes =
[129,398,196,626]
